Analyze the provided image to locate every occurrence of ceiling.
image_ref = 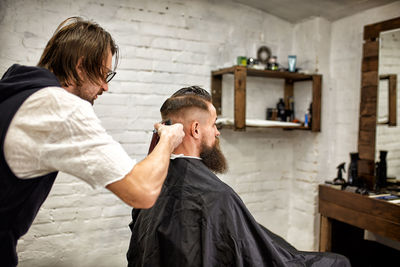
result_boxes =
[234,0,399,23]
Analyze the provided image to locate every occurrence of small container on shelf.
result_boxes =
[267,56,279,71]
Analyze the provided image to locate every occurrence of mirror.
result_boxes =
[376,29,400,182]
[358,16,400,189]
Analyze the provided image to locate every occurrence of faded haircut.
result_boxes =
[160,86,212,121]
[171,86,211,101]
[38,16,118,87]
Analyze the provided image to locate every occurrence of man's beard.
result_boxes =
[200,137,228,174]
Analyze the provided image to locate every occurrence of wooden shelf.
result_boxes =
[212,66,315,81]
[216,117,310,130]
[211,65,322,132]
[218,124,310,131]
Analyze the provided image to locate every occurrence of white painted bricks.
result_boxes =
[1,0,400,265]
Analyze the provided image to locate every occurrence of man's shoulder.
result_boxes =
[27,87,93,114]
[32,87,86,103]
[168,158,235,198]
[11,87,98,134]
[170,158,223,182]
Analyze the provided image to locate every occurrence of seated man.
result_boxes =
[127,86,350,267]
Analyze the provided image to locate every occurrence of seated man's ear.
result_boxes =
[190,121,201,139]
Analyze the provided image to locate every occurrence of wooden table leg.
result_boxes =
[319,215,332,252]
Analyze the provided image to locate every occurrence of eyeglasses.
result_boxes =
[105,70,116,83]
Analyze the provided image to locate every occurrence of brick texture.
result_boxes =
[1,0,400,265]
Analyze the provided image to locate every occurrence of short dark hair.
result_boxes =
[160,86,211,120]
[38,17,118,87]
[171,86,211,101]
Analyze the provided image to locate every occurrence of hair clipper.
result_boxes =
[147,119,171,155]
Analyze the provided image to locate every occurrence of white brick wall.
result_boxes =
[1,0,400,265]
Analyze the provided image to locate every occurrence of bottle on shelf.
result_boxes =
[276,98,286,121]
[375,150,388,191]
[347,152,359,186]
[333,162,346,188]
[267,56,279,71]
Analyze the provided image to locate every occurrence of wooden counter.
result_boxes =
[318,184,400,252]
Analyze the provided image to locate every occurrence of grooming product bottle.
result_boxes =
[333,162,346,186]
[347,152,359,186]
[375,150,388,190]
[266,108,277,120]
[276,98,286,121]
[237,56,247,66]
[268,56,279,70]
[288,55,297,72]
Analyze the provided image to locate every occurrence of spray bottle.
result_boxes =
[333,162,346,186]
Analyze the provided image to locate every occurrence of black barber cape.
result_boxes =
[127,158,350,267]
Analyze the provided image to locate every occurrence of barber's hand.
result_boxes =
[154,122,184,151]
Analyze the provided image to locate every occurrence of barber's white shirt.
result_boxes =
[4,87,135,188]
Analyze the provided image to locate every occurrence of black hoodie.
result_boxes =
[0,64,61,267]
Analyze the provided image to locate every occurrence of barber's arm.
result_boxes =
[106,123,184,209]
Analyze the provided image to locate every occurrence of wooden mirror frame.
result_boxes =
[358,16,400,189]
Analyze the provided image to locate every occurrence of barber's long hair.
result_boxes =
[38,17,118,87]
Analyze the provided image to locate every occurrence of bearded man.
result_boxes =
[126,86,350,267]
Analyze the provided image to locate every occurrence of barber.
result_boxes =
[0,17,184,266]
